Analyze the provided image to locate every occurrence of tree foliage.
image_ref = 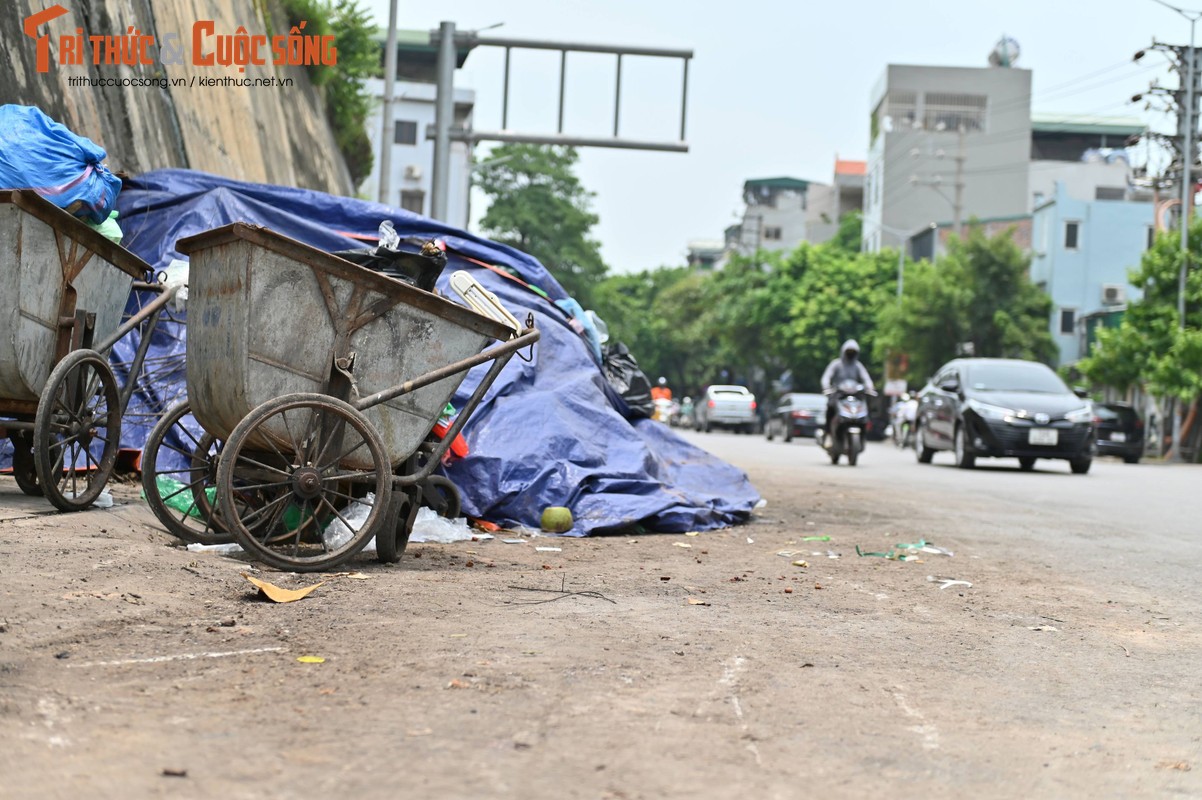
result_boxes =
[591,220,1055,405]
[476,144,607,306]
[1078,220,1202,402]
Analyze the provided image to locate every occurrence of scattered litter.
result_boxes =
[243,574,324,603]
[685,531,700,537]
[323,493,373,550]
[746,537,755,544]
[502,538,525,544]
[673,542,692,548]
[857,539,945,561]
[186,542,243,555]
[791,560,809,568]
[920,545,954,557]
[926,575,973,591]
[297,655,326,664]
[754,498,767,509]
[65,488,113,508]
[410,507,475,543]
[826,550,841,559]
[1027,625,1059,632]
[534,546,562,552]
[161,768,188,778]
[1157,761,1191,771]
[686,597,710,606]
[471,519,501,533]
[802,535,831,542]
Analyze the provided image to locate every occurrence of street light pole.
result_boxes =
[377,0,398,205]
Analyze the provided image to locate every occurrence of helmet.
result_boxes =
[841,339,860,358]
[657,377,668,386]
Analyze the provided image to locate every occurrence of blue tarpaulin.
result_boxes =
[105,169,759,534]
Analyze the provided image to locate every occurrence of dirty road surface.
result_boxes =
[2,431,1200,798]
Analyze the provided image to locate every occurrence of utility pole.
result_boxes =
[910,124,966,242]
[1141,0,1202,460]
[431,20,457,222]
[953,125,966,239]
[377,0,398,205]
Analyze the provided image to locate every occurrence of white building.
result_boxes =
[360,78,475,229]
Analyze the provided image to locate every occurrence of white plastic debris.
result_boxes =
[324,493,374,550]
[66,488,113,508]
[534,546,562,552]
[162,259,190,311]
[409,506,475,543]
[186,542,244,554]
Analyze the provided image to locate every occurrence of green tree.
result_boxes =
[878,225,1055,385]
[476,144,607,306]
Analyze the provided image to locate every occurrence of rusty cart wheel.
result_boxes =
[216,393,392,573]
[141,401,235,546]
[33,349,121,512]
[9,433,43,497]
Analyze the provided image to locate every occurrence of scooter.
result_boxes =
[819,380,872,466]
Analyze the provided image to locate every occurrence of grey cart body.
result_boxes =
[177,224,539,571]
[0,190,178,511]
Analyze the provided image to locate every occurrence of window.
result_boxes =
[1064,220,1080,250]
[922,92,987,133]
[1095,186,1125,201]
[394,120,418,145]
[763,226,782,241]
[400,189,424,215]
[886,90,918,130]
[1059,308,1076,335]
[1147,225,1156,250]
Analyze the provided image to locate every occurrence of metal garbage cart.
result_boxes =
[173,223,538,571]
[0,190,179,511]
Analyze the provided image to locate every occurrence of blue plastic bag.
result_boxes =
[0,105,121,223]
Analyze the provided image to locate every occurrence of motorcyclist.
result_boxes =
[650,377,673,402]
[820,339,875,441]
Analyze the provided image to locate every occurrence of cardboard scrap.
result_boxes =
[243,574,324,603]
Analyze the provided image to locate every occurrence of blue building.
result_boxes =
[1030,181,1154,365]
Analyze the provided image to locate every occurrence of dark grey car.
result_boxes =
[914,358,1096,473]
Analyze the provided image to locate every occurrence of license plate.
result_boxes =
[1029,428,1058,446]
[1109,431,1126,442]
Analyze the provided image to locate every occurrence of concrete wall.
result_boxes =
[1029,160,1131,209]
[1030,182,1153,364]
[1,0,351,194]
[865,64,1031,252]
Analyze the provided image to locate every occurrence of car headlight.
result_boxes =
[965,399,1017,422]
[1064,405,1093,423]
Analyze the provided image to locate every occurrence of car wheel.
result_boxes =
[954,425,975,469]
[1123,454,1140,464]
[915,421,934,464]
[1018,457,1036,471]
[1070,457,1092,475]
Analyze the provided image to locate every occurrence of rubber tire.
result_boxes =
[1070,457,1092,475]
[1018,457,1036,471]
[9,436,43,496]
[34,349,121,512]
[377,491,418,564]
[915,421,935,464]
[765,420,775,441]
[848,431,861,466]
[1123,455,1140,464]
[216,393,392,572]
[953,425,975,469]
[422,474,461,519]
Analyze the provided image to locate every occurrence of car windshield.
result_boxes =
[966,363,1068,394]
[789,394,826,409]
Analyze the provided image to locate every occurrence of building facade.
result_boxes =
[1030,181,1154,364]
[864,63,1033,253]
[806,159,865,244]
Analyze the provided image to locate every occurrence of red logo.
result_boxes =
[23,5,69,73]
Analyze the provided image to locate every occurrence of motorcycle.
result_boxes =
[819,379,872,466]
[891,397,917,449]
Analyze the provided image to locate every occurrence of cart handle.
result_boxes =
[353,327,539,412]
[91,282,180,355]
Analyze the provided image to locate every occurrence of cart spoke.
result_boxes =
[318,496,360,553]
[317,436,369,472]
[232,453,293,480]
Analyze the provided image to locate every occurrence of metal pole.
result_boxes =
[377,0,398,205]
[501,47,511,129]
[953,125,966,238]
[897,241,905,299]
[680,57,690,141]
[614,54,622,137]
[431,21,456,222]
[558,50,567,133]
[1173,24,1196,460]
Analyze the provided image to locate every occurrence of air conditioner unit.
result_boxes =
[403,165,423,181]
[1101,284,1127,306]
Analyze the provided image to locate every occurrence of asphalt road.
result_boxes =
[3,427,1200,799]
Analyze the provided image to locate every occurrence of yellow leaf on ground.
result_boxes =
[243,574,324,603]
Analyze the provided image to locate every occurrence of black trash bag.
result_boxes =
[601,341,653,419]
[333,237,447,292]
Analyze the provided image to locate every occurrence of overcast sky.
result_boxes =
[364,0,1193,273]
